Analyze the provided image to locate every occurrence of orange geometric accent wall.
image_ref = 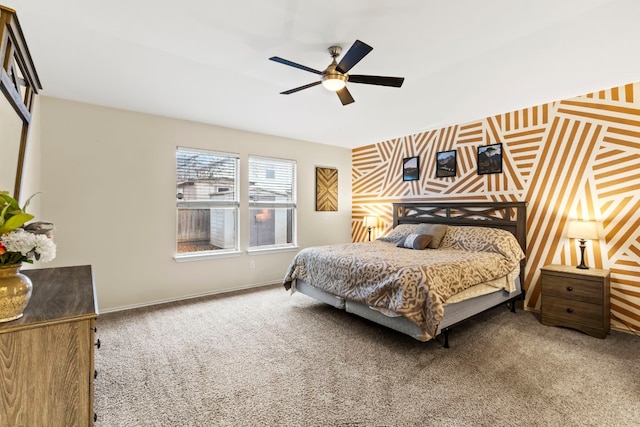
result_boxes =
[351,82,640,334]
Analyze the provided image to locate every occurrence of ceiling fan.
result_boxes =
[269,39,405,106]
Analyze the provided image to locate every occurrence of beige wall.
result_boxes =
[36,97,352,311]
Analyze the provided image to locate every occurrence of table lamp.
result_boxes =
[363,215,377,241]
[567,220,599,269]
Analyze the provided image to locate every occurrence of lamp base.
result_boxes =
[576,239,590,269]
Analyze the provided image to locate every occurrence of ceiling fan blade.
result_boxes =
[336,87,355,106]
[280,81,321,95]
[348,75,405,87]
[269,56,322,75]
[335,40,373,74]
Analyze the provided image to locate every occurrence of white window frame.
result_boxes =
[175,147,241,262]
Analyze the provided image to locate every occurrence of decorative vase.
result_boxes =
[0,264,33,322]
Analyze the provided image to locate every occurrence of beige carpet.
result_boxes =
[94,284,640,426]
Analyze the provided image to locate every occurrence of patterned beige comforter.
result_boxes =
[283,226,525,339]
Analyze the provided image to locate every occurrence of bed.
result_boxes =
[283,201,527,347]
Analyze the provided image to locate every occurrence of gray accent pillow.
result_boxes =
[415,223,448,249]
[396,233,432,250]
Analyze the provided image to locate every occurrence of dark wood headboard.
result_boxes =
[393,201,528,285]
[393,201,527,252]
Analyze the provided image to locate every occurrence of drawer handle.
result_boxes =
[566,286,573,292]
[95,338,101,349]
[566,308,574,313]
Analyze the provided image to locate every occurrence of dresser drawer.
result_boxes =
[542,295,603,329]
[541,274,602,303]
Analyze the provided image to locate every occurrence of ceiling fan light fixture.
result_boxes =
[321,74,347,91]
[269,39,404,105]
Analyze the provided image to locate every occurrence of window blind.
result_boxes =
[176,147,239,202]
[248,156,296,205]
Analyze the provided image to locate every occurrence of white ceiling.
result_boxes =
[7,0,640,148]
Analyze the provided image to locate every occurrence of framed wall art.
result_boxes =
[477,143,503,175]
[402,156,420,181]
[315,167,338,211]
[435,150,456,178]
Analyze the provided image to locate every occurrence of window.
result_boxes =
[248,155,296,250]
[176,147,239,256]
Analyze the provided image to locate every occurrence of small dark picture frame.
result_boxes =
[402,156,420,181]
[477,143,503,175]
[435,150,456,178]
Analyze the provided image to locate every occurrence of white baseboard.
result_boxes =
[99,281,280,314]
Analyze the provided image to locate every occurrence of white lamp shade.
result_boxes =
[567,220,599,240]
[363,216,377,228]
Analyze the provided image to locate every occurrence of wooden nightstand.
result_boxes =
[540,264,610,338]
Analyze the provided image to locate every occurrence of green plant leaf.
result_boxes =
[0,193,20,211]
[0,204,8,226]
[0,213,34,235]
[21,191,42,212]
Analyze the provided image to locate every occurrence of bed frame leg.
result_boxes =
[443,329,450,348]
[510,299,516,313]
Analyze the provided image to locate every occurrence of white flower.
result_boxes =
[0,228,56,263]
[1,229,34,254]
[33,233,56,262]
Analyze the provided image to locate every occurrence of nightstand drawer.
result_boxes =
[542,295,603,329]
[541,274,602,303]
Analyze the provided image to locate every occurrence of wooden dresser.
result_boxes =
[0,265,98,427]
[540,264,610,339]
